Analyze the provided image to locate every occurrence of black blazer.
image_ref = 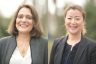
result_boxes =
[0,36,48,64]
[50,36,96,64]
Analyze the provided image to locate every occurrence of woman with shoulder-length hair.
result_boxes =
[0,4,48,64]
[50,4,96,64]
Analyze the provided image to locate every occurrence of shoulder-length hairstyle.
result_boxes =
[64,4,87,35]
[8,4,43,38]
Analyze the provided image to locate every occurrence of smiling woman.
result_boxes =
[0,4,48,64]
[16,7,33,34]
[49,4,96,64]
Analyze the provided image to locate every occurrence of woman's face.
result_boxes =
[16,7,33,34]
[65,9,84,35]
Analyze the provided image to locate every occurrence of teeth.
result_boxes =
[20,24,28,27]
[70,26,77,29]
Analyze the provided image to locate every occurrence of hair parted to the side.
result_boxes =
[8,4,43,38]
[64,4,87,35]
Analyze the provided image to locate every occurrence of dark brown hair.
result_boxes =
[64,4,87,35]
[8,4,43,38]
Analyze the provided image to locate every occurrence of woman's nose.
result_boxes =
[71,18,75,23]
[22,17,27,22]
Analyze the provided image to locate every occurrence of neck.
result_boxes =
[17,33,30,43]
[67,33,81,46]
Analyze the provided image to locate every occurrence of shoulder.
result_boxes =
[51,36,66,51]
[83,37,96,54]
[39,37,48,44]
[50,36,66,58]
[33,37,48,50]
[0,36,15,49]
[39,37,48,46]
[39,37,48,42]
[31,37,48,45]
[84,37,96,47]
[54,36,65,42]
[0,36,14,44]
[85,37,96,61]
[80,36,96,62]
[53,36,66,46]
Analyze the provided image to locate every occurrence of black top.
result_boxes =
[49,36,96,64]
[61,42,80,64]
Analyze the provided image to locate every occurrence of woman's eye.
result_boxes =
[75,18,80,20]
[26,16,32,19]
[17,15,23,19]
[67,18,72,20]
[17,14,33,20]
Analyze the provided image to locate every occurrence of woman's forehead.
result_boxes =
[66,9,83,17]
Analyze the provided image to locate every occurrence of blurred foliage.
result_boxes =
[55,15,66,38]
[85,0,96,40]
[0,17,10,37]
[41,13,48,36]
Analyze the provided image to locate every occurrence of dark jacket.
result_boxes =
[50,36,96,64]
[0,36,48,64]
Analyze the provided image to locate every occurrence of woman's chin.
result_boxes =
[68,30,80,35]
[18,31,30,34]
